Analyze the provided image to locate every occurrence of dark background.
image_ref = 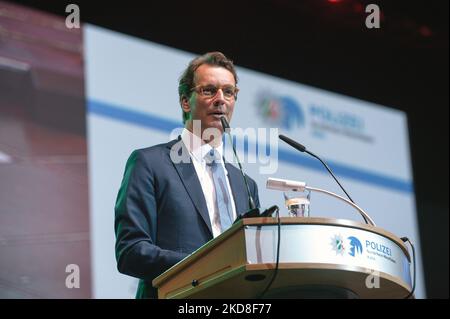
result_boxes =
[8,0,448,298]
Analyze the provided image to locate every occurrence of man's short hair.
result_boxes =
[178,51,238,124]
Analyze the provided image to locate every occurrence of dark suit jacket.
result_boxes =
[114,137,260,298]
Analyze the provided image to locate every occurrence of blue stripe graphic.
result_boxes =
[88,99,413,193]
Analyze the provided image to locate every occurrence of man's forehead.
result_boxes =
[194,64,235,83]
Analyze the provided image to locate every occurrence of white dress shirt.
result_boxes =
[181,128,237,238]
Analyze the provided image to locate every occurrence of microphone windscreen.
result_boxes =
[279,134,306,152]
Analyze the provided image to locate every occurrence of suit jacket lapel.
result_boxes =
[225,163,249,218]
[166,138,212,236]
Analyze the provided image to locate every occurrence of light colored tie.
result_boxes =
[205,149,233,232]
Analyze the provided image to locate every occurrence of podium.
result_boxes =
[152,217,412,298]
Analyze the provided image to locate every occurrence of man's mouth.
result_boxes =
[209,112,226,117]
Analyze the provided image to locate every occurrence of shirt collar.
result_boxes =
[181,128,224,163]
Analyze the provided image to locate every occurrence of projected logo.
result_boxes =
[309,104,374,143]
[256,93,305,130]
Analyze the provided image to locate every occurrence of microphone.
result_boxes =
[220,117,260,219]
[266,177,306,192]
[278,134,367,223]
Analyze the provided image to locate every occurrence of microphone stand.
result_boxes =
[220,117,260,219]
[279,134,370,224]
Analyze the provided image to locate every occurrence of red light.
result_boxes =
[353,2,364,13]
[419,26,433,37]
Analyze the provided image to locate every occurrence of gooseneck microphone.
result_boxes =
[220,117,260,219]
[278,134,368,223]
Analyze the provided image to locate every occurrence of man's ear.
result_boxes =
[181,95,191,113]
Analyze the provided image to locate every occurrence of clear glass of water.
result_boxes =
[284,190,311,217]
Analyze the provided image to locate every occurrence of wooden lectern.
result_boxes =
[152,217,412,299]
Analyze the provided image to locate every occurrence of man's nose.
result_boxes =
[212,89,226,106]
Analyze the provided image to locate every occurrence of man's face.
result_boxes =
[182,64,236,140]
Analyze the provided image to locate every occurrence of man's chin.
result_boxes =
[202,122,224,141]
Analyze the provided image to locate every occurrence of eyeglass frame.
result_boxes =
[190,84,239,100]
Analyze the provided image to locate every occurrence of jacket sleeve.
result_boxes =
[114,150,188,282]
[250,177,260,209]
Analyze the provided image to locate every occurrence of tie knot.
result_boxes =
[205,148,220,166]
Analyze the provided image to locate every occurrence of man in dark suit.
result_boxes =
[114,52,260,298]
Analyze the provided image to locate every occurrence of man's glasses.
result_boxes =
[191,84,239,100]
